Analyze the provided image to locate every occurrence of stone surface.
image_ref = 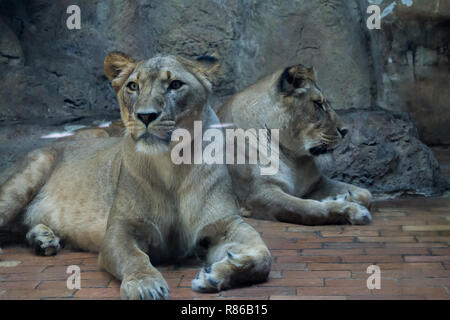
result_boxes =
[358,0,450,145]
[0,0,371,122]
[321,108,447,197]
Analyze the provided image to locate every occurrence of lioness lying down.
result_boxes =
[0,53,271,299]
[218,65,373,225]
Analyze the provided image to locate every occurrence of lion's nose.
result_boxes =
[337,128,348,138]
[137,112,161,127]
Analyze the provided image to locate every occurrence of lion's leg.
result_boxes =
[307,176,372,208]
[192,218,271,293]
[26,224,61,256]
[98,219,169,300]
[249,186,371,225]
[0,148,57,228]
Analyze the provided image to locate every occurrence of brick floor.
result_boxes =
[0,197,449,300]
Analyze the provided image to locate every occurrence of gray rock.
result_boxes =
[0,16,24,66]
[320,108,446,197]
[0,0,372,122]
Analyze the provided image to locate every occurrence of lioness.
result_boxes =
[0,52,271,299]
[218,65,373,225]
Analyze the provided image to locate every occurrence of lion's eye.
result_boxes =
[168,80,184,91]
[314,101,326,112]
[127,82,138,91]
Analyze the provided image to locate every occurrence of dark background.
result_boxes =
[0,0,449,197]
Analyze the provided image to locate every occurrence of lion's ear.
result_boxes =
[194,55,221,80]
[104,52,136,91]
[279,64,314,93]
[307,66,317,82]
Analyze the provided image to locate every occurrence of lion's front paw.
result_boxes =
[26,224,61,256]
[324,200,372,225]
[336,189,372,208]
[342,202,372,225]
[120,270,169,300]
[192,247,270,293]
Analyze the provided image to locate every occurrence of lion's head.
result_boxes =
[271,64,348,157]
[104,52,219,153]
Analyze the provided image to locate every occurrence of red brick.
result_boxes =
[341,255,403,263]
[37,279,111,289]
[1,288,75,299]
[258,278,323,287]
[262,238,302,250]
[277,256,340,263]
[221,286,295,297]
[0,281,39,289]
[74,287,120,299]
[320,230,378,237]
[1,197,449,300]
[167,277,201,288]
[376,262,444,270]
[167,287,220,299]
[397,278,450,287]
[357,236,416,243]
[422,269,450,277]
[371,287,449,299]
[404,255,450,262]
[301,249,363,256]
[385,242,447,248]
[270,249,300,257]
[431,248,450,255]
[308,263,371,271]
[297,287,372,296]
[416,236,450,243]
[299,237,355,243]
[325,279,397,288]
[323,242,382,249]
[351,270,422,279]
[365,248,429,255]
[0,266,46,273]
[291,241,323,249]
[283,271,351,279]
[271,263,308,271]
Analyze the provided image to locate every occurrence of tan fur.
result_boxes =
[218,65,373,225]
[67,121,125,140]
[0,53,270,300]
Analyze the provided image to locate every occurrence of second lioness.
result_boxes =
[218,65,372,225]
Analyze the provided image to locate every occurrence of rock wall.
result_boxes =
[358,0,450,145]
[0,0,448,196]
[0,0,373,121]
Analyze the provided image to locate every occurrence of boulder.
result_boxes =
[321,108,447,197]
